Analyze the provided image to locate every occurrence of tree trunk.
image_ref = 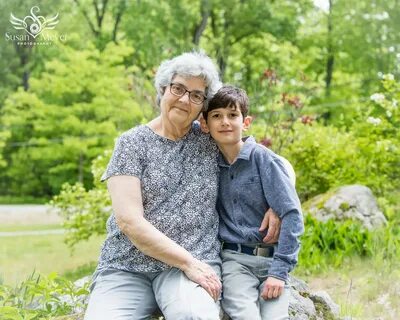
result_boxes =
[193,0,210,46]
[14,38,35,91]
[325,0,334,97]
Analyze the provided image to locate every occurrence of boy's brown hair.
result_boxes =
[202,85,249,121]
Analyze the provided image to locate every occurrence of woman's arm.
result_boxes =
[107,175,221,300]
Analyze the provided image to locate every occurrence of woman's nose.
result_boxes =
[178,92,190,103]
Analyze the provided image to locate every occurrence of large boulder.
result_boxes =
[305,184,387,229]
[55,275,341,320]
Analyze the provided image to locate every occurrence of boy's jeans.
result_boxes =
[221,249,290,320]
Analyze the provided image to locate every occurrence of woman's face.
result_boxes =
[160,75,206,128]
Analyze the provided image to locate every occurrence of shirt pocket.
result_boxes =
[240,175,261,186]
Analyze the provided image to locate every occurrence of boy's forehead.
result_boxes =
[209,104,239,112]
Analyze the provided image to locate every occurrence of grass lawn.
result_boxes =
[0,224,104,286]
[0,224,63,232]
[294,256,400,320]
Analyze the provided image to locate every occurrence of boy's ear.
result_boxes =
[242,116,252,131]
[199,115,210,133]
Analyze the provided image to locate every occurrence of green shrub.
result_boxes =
[0,272,89,319]
[50,151,111,248]
[298,214,400,273]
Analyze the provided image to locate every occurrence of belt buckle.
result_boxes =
[253,246,271,257]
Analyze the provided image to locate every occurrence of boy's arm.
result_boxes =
[259,156,296,244]
[256,153,304,283]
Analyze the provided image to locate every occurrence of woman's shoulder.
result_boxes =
[190,121,218,150]
[118,124,151,141]
[112,125,151,155]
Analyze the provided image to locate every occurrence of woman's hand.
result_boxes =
[259,208,281,244]
[181,258,222,302]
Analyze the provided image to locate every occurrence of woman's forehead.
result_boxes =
[172,75,206,90]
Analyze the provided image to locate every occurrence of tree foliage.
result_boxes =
[1,41,152,197]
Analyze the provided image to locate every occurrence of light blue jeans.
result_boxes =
[84,262,221,320]
[221,250,290,320]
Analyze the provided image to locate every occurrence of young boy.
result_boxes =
[200,85,304,320]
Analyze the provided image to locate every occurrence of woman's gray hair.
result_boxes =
[154,51,222,108]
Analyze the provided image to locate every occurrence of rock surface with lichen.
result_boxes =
[54,275,341,320]
[304,184,387,229]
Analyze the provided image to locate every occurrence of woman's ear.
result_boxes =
[199,115,210,133]
[242,116,252,131]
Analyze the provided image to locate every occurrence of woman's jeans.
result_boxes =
[84,261,221,320]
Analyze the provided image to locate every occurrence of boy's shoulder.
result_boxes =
[245,137,296,185]
[245,138,280,163]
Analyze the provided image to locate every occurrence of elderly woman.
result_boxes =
[84,52,280,320]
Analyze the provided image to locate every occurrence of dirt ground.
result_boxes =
[0,205,63,225]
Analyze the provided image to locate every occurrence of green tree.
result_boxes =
[0,41,151,197]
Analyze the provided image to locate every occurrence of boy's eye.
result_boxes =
[211,114,220,118]
[230,113,239,117]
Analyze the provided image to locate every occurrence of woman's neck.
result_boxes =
[147,116,191,141]
[217,140,244,165]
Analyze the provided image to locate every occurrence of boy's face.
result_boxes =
[201,106,251,146]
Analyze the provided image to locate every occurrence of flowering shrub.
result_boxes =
[249,75,399,203]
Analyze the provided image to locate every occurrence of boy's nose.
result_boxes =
[221,116,229,125]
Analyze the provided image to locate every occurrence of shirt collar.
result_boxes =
[218,136,256,166]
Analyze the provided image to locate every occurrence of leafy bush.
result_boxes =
[0,272,89,320]
[249,75,400,202]
[50,151,111,248]
[298,214,400,273]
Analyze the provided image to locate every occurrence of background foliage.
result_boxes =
[1,0,399,318]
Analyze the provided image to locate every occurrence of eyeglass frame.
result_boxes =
[169,82,207,105]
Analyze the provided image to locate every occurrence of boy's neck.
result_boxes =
[217,140,244,165]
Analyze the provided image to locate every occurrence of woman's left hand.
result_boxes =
[181,258,222,301]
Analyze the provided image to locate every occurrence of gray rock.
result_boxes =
[306,184,387,229]
[56,276,342,320]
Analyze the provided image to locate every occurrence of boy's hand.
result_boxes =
[259,208,281,244]
[261,277,285,300]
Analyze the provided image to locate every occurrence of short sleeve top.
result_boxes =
[98,123,221,272]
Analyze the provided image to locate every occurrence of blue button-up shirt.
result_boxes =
[217,137,304,281]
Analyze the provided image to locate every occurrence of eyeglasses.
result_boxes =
[169,83,206,105]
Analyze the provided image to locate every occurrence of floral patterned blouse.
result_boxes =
[98,122,221,272]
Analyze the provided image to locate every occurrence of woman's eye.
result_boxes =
[176,87,185,94]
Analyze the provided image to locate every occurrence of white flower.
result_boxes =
[370,93,385,103]
[377,71,383,78]
[233,72,243,81]
[367,116,382,126]
[386,110,392,117]
[383,73,394,80]
[377,293,390,307]
[392,99,398,108]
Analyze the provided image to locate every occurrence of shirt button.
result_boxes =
[233,199,237,204]
[230,175,234,179]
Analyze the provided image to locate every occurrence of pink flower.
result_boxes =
[260,137,273,147]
